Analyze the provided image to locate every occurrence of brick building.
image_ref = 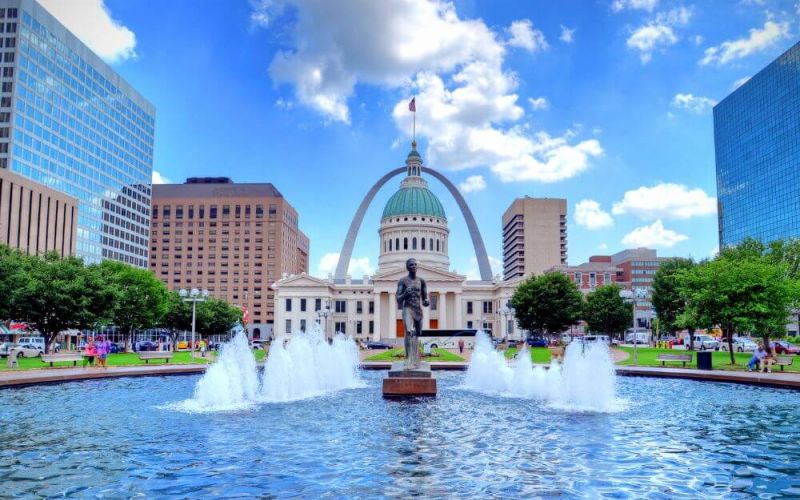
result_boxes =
[150,178,309,339]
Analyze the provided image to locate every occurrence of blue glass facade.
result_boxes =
[0,0,154,267]
[714,42,800,247]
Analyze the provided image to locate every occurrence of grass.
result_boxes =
[616,347,800,373]
[3,349,267,371]
[504,347,552,364]
[364,348,465,362]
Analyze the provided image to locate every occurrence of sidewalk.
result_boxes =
[0,364,207,388]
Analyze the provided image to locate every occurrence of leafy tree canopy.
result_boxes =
[582,284,633,339]
[510,272,582,337]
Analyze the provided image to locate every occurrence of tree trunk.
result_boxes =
[726,327,735,365]
[43,330,56,354]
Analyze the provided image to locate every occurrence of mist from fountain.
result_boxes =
[169,327,363,412]
[463,332,623,412]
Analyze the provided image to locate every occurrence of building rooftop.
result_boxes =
[152,182,284,199]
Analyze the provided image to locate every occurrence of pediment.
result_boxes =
[372,263,465,283]
[273,273,333,289]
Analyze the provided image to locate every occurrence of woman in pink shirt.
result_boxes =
[85,337,97,367]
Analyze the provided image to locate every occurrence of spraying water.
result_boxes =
[169,328,363,412]
[463,332,623,412]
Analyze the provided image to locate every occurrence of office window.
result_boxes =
[483,301,493,314]
[369,301,374,314]
[369,320,374,334]
[285,298,292,312]
[335,300,346,313]
[300,298,307,312]
[210,205,217,219]
[285,319,292,334]
[300,319,306,332]
[467,301,473,314]
[315,298,321,311]
[356,321,363,335]
[356,301,363,314]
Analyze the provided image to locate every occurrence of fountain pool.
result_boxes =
[1,365,799,497]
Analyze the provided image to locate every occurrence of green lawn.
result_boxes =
[4,349,266,371]
[504,347,552,364]
[616,347,800,373]
[364,348,465,362]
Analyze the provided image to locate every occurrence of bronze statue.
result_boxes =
[396,258,429,368]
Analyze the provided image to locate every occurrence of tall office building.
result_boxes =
[0,165,77,256]
[0,0,155,267]
[150,178,309,338]
[714,41,800,247]
[502,197,567,280]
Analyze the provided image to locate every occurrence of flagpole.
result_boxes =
[413,110,416,143]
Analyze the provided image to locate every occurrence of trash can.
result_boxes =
[697,351,712,370]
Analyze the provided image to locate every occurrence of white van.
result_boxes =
[583,335,610,344]
[18,337,45,352]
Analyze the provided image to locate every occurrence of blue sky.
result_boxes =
[51,0,799,278]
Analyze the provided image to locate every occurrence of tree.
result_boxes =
[196,298,242,338]
[510,272,583,339]
[678,257,797,364]
[100,260,169,349]
[9,252,115,352]
[583,285,633,341]
[651,258,695,337]
[0,245,26,321]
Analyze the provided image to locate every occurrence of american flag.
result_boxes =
[408,97,416,112]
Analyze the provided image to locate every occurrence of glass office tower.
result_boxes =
[0,0,154,267]
[714,42,800,248]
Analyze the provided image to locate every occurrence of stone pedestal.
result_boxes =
[382,362,437,398]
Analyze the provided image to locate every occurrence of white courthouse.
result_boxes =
[273,144,522,342]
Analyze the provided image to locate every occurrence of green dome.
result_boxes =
[382,186,446,220]
[407,149,421,159]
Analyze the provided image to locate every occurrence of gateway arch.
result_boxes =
[334,166,493,282]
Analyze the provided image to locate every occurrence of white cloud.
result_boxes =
[39,0,136,63]
[152,170,170,185]
[732,76,751,90]
[465,255,503,280]
[622,220,688,248]
[671,93,717,113]
[559,25,575,43]
[626,7,692,63]
[506,19,548,53]
[528,96,549,110]
[612,183,717,220]
[317,252,374,278]
[598,243,609,251]
[700,20,791,66]
[258,0,602,184]
[275,98,294,109]
[612,0,660,12]
[575,199,614,230]
[692,35,704,46]
[459,175,487,193]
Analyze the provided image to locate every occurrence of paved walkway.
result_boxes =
[3,357,799,390]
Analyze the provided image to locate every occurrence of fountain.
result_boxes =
[463,332,623,412]
[169,328,363,412]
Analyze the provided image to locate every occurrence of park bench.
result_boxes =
[137,352,174,364]
[656,353,693,367]
[774,356,793,371]
[41,353,84,367]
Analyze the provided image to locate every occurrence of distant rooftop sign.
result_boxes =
[185,177,233,184]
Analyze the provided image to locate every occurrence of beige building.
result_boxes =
[502,197,567,280]
[0,167,77,257]
[150,177,309,339]
[274,145,523,343]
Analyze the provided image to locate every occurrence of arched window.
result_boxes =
[395,238,399,250]
[436,239,440,252]
[389,239,393,251]
[429,238,433,251]
[253,328,261,339]
[421,238,426,250]
[412,237,417,249]
[404,238,408,250]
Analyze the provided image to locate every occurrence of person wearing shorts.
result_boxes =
[85,337,96,367]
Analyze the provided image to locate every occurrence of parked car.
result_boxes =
[18,336,45,352]
[526,337,548,348]
[250,340,267,350]
[583,334,611,345]
[721,337,757,352]
[690,335,720,351]
[366,341,393,350]
[773,341,799,355]
[12,343,44,358]
[624,331,649,344]
[136,341,157,352]
[0,342,15,357]
[109,342,123,354]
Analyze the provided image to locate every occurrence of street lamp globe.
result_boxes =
[178,289,188,298]
[191,288,200,298]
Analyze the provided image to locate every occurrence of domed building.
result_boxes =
[273,144,522,343]
[378,144,450,272]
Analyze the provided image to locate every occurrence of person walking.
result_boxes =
[458,338,465,354]
[199,339,207,358]
[96,336,110,369]
[85,337,97,368]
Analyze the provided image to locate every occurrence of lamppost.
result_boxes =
[317,302,332,341]
[620,288,648,364]
[179,288,208,359]
[498,306,513,340]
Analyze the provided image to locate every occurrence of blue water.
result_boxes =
[1,371,799,498]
